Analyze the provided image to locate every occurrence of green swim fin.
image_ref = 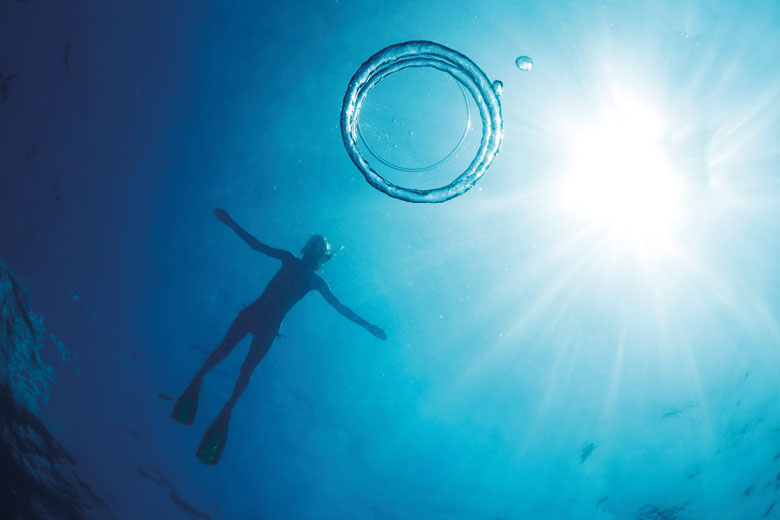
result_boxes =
[197,414,229,465]
[171,383,200,425]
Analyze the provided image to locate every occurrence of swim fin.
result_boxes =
[171,383,200,425]
[197,412,230,465]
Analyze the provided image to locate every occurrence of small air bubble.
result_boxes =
[515,56,533,71]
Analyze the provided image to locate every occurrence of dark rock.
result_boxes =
[0,261,109,519]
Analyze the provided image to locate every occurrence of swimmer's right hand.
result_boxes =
[367,324,387,341]
[214,208,232,224]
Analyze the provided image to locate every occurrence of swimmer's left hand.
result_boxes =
[214,208,232,225]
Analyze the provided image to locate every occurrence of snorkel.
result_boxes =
[327,245,344,261]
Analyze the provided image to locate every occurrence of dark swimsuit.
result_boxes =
[235,256,322,338]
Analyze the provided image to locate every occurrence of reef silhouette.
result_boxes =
[0,261,108,519]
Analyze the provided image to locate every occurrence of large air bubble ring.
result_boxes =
[340,41,504,203]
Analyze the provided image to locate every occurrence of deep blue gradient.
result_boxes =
[2,1,780,518]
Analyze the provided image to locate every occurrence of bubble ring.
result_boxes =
[340,41,504,203]
[356,77,472,173]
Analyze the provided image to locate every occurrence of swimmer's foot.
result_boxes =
[197,411,230,465]
[171,381,201,425]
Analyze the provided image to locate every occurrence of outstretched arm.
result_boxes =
[214,208,294,261]
[317,278,387,340]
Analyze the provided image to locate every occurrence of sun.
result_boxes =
[560,94,682,243]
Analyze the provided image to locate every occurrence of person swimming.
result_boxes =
[172,208,387,465]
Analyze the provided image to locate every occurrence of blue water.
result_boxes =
[1,0,780,518]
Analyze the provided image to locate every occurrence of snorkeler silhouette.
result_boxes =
[173,208,387,465]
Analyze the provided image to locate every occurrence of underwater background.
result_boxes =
[2,0,780,518]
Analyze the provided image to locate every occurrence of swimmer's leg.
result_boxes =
[172,314,249,425]
[196,332,273,465]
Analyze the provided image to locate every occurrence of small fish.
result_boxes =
[144,468,211,520]
[157,393,174,401]
[580,442,597,463]
[121,424,141,439]
[764,502,775,518]
[168,487,211,520]
[662,404,695,418]
[597,496,608,508]
[25,146,37,161]
[1,73,18,99]
[745,486,754,496]
[636,503,687,520]
[135,466,164,487]
[774,451,780,462]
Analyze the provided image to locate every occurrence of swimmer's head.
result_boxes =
[301,234,342,268]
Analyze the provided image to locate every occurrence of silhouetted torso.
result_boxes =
[243,257,321,330]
